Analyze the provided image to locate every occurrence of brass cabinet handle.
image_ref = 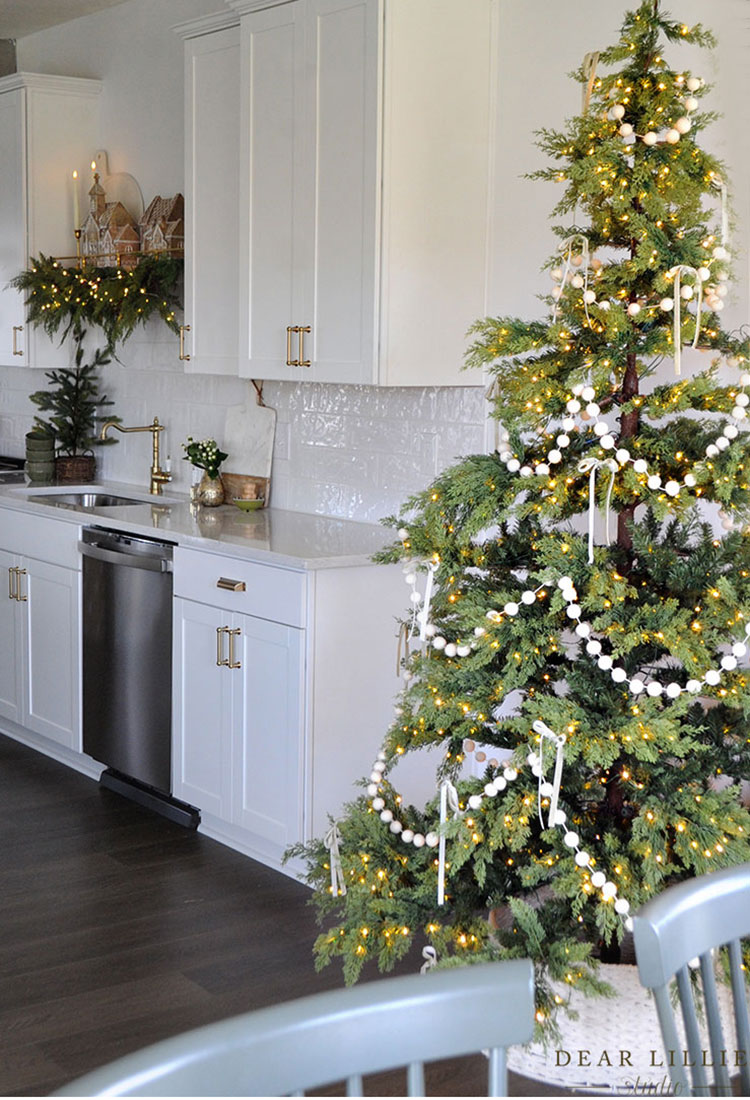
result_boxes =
[12,325,23,356]
[298,325,311,367]
[216,625,229,666]
[228,627,241,669]
[179,324,191,361]
[8,566,15,600]
[217,577,246,592]
[15,567,26,601]
[286,325,300,367]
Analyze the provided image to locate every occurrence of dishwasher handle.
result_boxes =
[79,539,173,573]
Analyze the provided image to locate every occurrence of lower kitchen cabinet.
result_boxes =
[0,546,80,751]
[172,545,403,875]
[173,597,304,866]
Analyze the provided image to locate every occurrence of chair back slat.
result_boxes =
[488,1046,507,1097]
[700,952,732,1095]
[633,863,750,1099]
[406,1060,425,1096]
[675,966,709,1095]
[728,938,750,1095]
[55,958,535,1097]
[653,983,691,1096]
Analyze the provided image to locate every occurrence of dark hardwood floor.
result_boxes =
[0,735,576,1097]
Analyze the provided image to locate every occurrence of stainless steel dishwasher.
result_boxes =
[79,527,198,827]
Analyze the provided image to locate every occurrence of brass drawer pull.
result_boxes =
[286,325,300,367]
[179,324,191,361]
[298,325,311,368]
[217,577,246,592]
[216,625,229,666]
[8,566,15,601]
[228,627,241,669]
[15,568,26,601]
[12,325,23,356]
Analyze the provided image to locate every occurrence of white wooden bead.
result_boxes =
[629,679,645,694]
[704,669,721,686]
[721,655,737,671]
[646,681,663,696]
[666,682,682,698]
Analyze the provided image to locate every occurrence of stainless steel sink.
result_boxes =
[28,492,149,509]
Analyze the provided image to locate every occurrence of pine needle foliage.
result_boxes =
[288,2,750,1037]
[11,252,182,355]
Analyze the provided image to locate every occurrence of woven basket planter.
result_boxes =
[55,454,96,483]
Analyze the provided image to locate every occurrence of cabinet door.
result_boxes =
[0,550,23,724]
[0,89,27,367]
[232,613,305,856]
[184,25,241,374]
[238,1,306,381]
[22,557,80,750]
[304,0,378,385]
[173,597,233,818]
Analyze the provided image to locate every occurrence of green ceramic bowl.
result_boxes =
[233,498,264,512]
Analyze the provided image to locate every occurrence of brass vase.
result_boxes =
[198,470,225,507]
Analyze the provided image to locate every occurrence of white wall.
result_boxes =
[3,0,748,521]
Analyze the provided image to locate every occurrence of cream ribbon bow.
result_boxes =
[324,822,347,896]
[669,265,703,376]
[532,720,566,831]
[437,780,461,906]
[577,456,619,564]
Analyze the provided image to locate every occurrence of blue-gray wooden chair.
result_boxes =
[631,862,750,1098]
[56,958,535,1096]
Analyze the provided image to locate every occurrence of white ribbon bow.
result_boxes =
[324,822,347,896]
[554,234,592,325]
[437,780,461,906]
[716,179,729,248]
[577,456,619,563]
[420,946,438,974]
[418,561,438,643]
[532,720,566,831]
[669,264,703,376]
[581,51,600,114]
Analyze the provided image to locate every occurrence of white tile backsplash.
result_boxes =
[0,353,485,524]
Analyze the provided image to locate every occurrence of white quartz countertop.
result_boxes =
[0,479,396,570]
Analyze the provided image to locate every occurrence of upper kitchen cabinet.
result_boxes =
[229,0,495,387]
[177,14,241,374]
[0,73,102,369]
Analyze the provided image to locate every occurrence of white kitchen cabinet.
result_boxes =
[172,544,403,876]
[0,547,23,726]
[173,547,305,869]
[0,512,81,751]
[229,0,494,387]
[177,16,241,374]
[0,73,102,369]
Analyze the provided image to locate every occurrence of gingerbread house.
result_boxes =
[80,173,140,266]
[139,194,184,257]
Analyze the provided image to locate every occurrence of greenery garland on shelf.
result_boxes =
[11,252,182,354]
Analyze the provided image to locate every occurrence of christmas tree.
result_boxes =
[292,1,750,1032]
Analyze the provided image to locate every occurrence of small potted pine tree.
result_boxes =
[29,323,120,483]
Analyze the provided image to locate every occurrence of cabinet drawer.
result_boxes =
[0,507,80,569]
[173,547,306,628]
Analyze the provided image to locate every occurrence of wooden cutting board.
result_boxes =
[223,389,277,501]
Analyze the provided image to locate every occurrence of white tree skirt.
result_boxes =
[508,962,736,1093]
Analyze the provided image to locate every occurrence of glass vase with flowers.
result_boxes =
[182,436,229,506]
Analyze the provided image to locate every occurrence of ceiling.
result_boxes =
[0,0,129,40]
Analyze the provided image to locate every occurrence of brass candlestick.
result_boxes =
[74,228,82,267]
